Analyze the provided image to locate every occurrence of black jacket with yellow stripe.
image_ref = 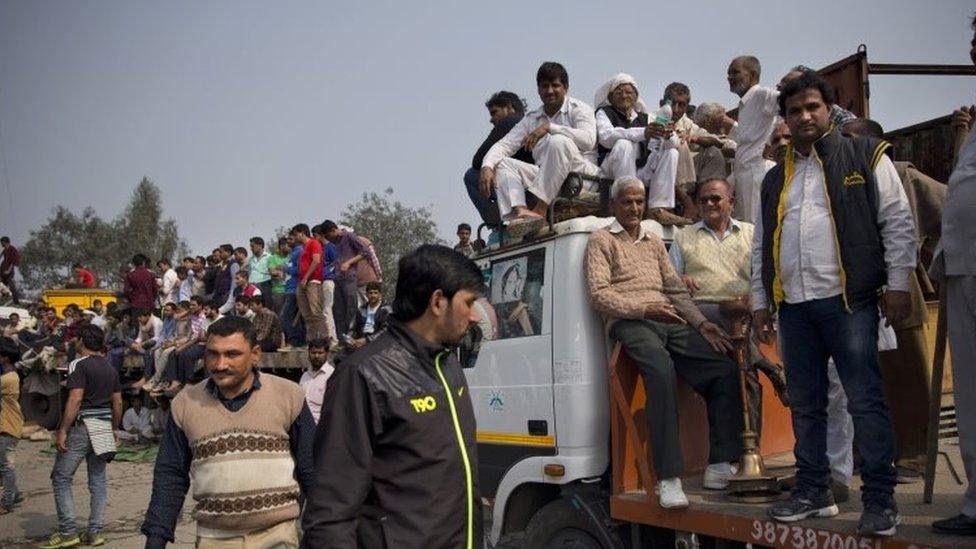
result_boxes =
[301,319,482,549]
[759,128,891,312]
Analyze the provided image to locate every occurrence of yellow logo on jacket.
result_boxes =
[843,171,866,187]
[410,396,437,413]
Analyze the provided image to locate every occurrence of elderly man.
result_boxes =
[480,62,601,224]
[585,176,743,508]
[727,55,780,222]
[668,178,789,429]
[752,72,915,536]
[931,14,976,535]
[593,73,686,226]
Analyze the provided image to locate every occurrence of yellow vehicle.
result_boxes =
[41,288,117,317]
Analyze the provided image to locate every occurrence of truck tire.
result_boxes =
[21,391,61,431]
[522,499,606,549]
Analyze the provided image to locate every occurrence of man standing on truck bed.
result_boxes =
[585,175,744,509]
[751,72,915,537]
[302,244,483,549]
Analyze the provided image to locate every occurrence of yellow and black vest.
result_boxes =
[759,128,891,312]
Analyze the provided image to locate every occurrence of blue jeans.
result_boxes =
[464,167,501,228]
[778,296,896,504]
[280,293,305,346]
[0,434,19,508]
[51,424,107,535]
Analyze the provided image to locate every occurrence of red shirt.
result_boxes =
[76,268,96,288]
[125,267,158,308]
[299,238,324,281]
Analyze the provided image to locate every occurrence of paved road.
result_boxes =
[1,440,196,548]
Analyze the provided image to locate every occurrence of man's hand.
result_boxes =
[56,430,68,453]
[522,122,550,151]
[752,308,776,344]
[645,122,674,141]
[699,321,734,354]
[350,338,366,350]
[339,261,350,274]
[880,289,911,327]
[681,275,699,296]
[643,302,686,324]
[951,105,976,133]
[479,167,495,198]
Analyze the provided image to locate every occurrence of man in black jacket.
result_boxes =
[302,245,484,549]
[464,91,534,230]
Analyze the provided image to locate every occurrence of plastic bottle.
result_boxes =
[648,99,673,154]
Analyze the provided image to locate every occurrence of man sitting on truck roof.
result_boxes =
[480,61,601,225]
[585,175,743,509]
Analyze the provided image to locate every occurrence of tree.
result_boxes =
[19,178,189,291]
[340,188,442,298]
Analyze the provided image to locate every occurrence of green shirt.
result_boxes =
[268,253,287,294]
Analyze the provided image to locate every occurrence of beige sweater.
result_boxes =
[585,227,707,329]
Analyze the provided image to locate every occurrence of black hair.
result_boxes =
[457,223,472,233]
[250,294,265,307]
[249,236,264,247]
[183,256,195,264]
[307,338,330,352]
[663,82,690,102]
[842,118,885,139]
[195,255,206,264]
[93,299,103,306]
[207,315,257,347]
[162,302,176,310]
[235,269,249,279]
[190,295,205,306]
[0,336,21,363]
[291,223,310,236]
[77,324,106,352]
[178,300,191,309]
[0,237,9,245]
[484,91,526,116]
[236,295,251,305]
[365,281,382,293]
[536,61,568,87]
[392,245,484,322]
[321,220,339,233]
[157,258,171,268]
[234,247,247,256]
[72,262,83,269]
[175,266,188,277]
[277,236,290,247]
[132,254,149,267]
[777,71,836,118]
[220,244,234,254]
[133,307,151,318]
[311,224,326,237]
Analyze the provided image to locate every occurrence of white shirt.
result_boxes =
[750,152,916,310]
[160,268,179,305]
[135,315,164,347]
[595,108,646,148]
[482,96,598,168]
[300,362,335,424]
[729,84,779,170]
[178,271,194,303]
[122,407,151,433]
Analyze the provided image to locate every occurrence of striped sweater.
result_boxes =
[170,374,306,536]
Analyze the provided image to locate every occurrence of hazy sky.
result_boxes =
[1,1,974,254]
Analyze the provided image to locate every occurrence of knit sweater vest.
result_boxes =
[673,222,754,302]
[171,374,306,536]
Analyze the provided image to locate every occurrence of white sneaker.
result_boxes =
[657,477,689,508]
[703,462,737,490]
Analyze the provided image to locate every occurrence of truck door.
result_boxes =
[467,244,555,497]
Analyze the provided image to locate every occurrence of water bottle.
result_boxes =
[648,99,673,154]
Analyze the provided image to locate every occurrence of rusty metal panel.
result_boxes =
[817,48,870,118]
[886,114,953,183]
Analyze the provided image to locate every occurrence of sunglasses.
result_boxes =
[698,194,727,205]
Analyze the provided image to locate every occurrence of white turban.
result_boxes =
[593,73,648,113]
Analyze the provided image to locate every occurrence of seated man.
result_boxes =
[593,73,687,226]
[347,281,391,351]
[668,178,790,431]
[480,61,601,224]
[465,91,534,230]
[585,176,743,508]
[249,295,282,352]
[116,395,154,443]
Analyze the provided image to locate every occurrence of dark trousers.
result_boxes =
[332,277,359,339]
[609,318,743,480]
[464,167,501,228]
[280,293,305,346]
[2,274,19,304]
[778,296,896,504]
[164,344,205,383]
[256,281,273,305]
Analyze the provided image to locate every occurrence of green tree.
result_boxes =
[19,177,189,291]
[340,188,442,297]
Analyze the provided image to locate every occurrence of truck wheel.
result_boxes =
[522,499,606,549]
[21,391,61,431]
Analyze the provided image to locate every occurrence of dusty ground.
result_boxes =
[1,439,196,548]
